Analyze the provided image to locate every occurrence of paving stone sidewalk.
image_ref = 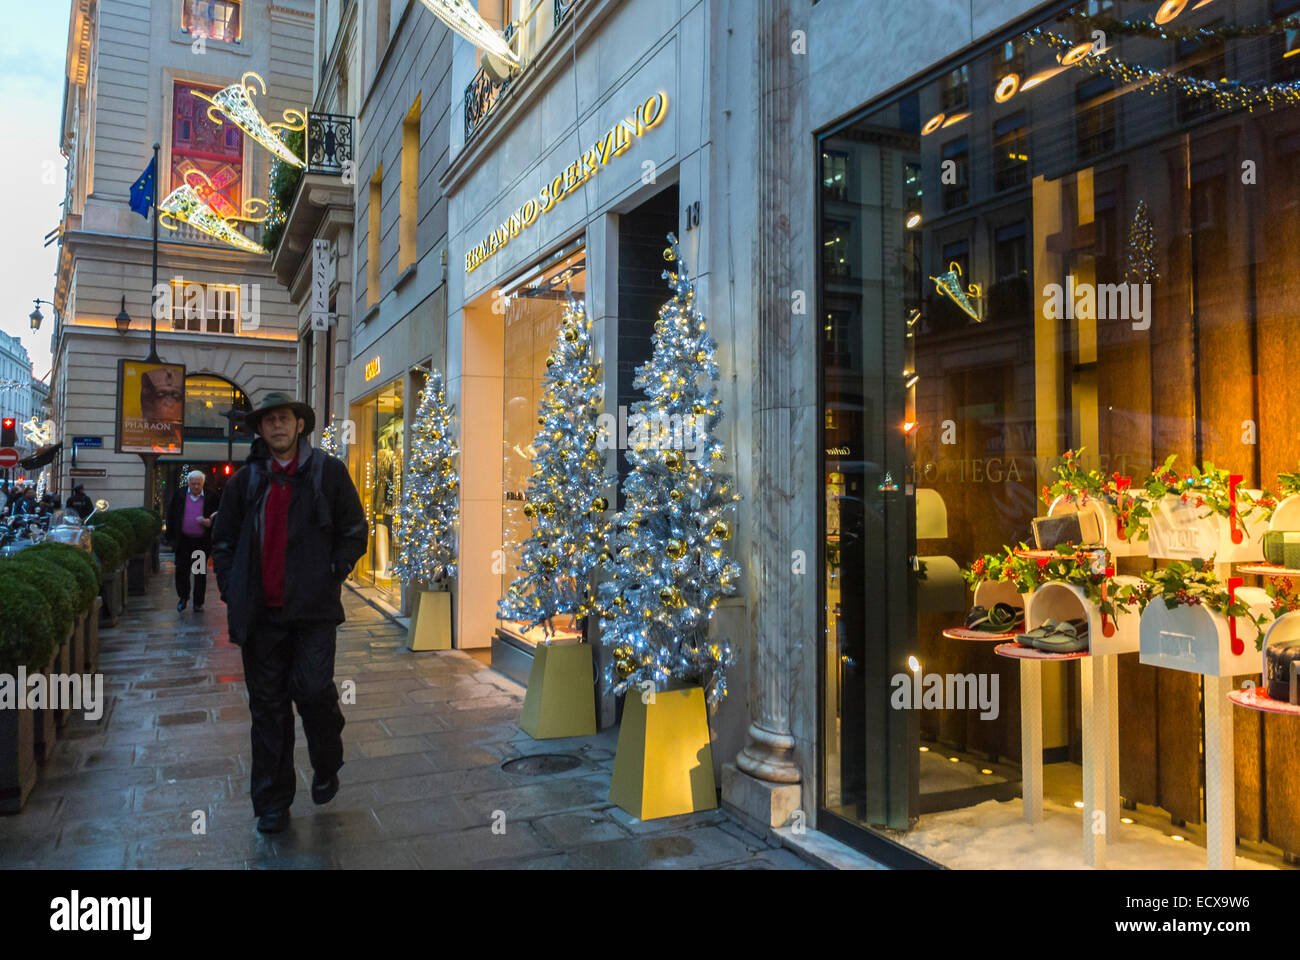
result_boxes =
[0,560,810,870]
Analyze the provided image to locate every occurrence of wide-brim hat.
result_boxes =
[245,391,316,437]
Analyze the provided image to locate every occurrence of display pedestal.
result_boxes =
[407,589,452,651]
[609,685,716,821]
[996,643,1118,868]
[519,640,597,740]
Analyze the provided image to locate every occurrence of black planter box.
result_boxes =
[32,655,57,763]
[85,599,101,673]
[127,553,149,596]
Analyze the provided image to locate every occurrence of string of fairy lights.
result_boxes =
[1025,26,1300,112]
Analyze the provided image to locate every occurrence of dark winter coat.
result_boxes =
[166,486,220,550]
[211,436,368,646]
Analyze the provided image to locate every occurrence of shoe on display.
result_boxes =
[1029,617,1089,653]
[964,605,990,629]
[256,809,290,834]
[977,602,1024,634]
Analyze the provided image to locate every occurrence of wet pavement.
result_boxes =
[0,560,810,870]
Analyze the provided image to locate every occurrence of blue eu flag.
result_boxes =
[129,157,156,218]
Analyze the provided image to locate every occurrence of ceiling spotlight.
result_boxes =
[922,112,945,135]
[903,370,920,389]
[903,421,918,435]
[1073,800,1085,809]
[948,756,960,763]
[906,213,922,229]
[980,769,993,775]
[919,746,930,753]
[1171,834,1186,842]
[1121,817,1135,825]
[995,73,1020,103]
[907,655,921,672]
[1154,0,1189,25]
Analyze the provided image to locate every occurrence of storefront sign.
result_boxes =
[115,360,186,454]
[365,357,382,381]
[465,92,669,275]
[311,239,331,330]
[69,468,107,478]
[71,436,103,448]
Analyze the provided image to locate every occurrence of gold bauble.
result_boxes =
[592,496,609,512]
[692,403,705,415]
[663,247,676,262]
[670,489,684,502]
[665,451,684,471]
[659,586,679,605]
[432,430,442,440]
[522,503,537,519]
[540,502,556,517]
[545,356,556,368]
[564,325,579,342]
[666,539,686,560]
[711,520,733,541]
[542,554,559,570]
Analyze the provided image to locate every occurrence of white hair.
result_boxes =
[187,470,206,483]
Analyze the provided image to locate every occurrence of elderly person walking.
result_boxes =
[167,470,219,612]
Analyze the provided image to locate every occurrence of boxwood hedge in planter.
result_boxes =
[0,558,77,655]
[0,573,56,674]
[21,543,97,617]
[92,511,141,555]
[91,525,127,574]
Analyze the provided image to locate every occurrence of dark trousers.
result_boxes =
[174,536,208,606]
[240,610,345,815]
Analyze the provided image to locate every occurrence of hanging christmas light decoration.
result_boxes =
[597,234,742,709]
[1126,200,1161,284]
[157,179,268,254]
[189,72,307,169]
[930,261,984,322]
[498,289,611,633]
[416,0,520,67]
[392,369,459,586]
[1026,27,1300,112]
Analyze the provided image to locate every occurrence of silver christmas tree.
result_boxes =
[498,290,611,632]
[597,235,742,708]
[392,369,458,586]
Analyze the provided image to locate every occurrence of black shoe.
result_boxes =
[256,809,290,833]
[177,599,187,612]
[311,773,340,805]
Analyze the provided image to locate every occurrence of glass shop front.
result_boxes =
[819,0,1300,869]
[349,377,406,605]
[497,244,588,648]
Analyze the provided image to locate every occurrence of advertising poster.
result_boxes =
[116,360,185,453]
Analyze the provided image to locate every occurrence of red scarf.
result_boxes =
[261,454,298,607]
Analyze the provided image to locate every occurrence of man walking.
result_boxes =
[167,470,218,612]
[66,484,94,521]
[211,393,367,834]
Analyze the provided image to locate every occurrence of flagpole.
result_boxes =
[147,141,160,363]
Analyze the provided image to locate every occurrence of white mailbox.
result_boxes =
[1025,577,1142,657]
[1138,585,1270,677]
[1145,491,1266,564]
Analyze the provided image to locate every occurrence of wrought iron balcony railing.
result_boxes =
[306,112,355,176]
[464,2,575,142]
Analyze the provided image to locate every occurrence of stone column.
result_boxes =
[722,0,807,832]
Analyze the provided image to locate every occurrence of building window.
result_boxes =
[182,0,241,43]
[823,219,853,280]
[993,113,1028,192]
[940,65,969,111]
[823,150,848,202]
[183,374,250,442]
[399,97,421,273]
[170,281,241,334]
[172,81,244,220]
[992,37,1025,81]
[367,167,382,308]
[1075,76,1115,161]
[941,136,969,209]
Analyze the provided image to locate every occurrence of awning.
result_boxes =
[20,442,62,470]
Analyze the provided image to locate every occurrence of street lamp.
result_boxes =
[114,296,131,334]
[29,298,57,332]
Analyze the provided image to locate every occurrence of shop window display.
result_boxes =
[498,248,587,646]
[349,380,404,604]
[820,0,1300,869]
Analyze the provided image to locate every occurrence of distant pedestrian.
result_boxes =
[66,485,93,521]
[10,487,38,517]
[211,393,367,834]
[166,470,218,612]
